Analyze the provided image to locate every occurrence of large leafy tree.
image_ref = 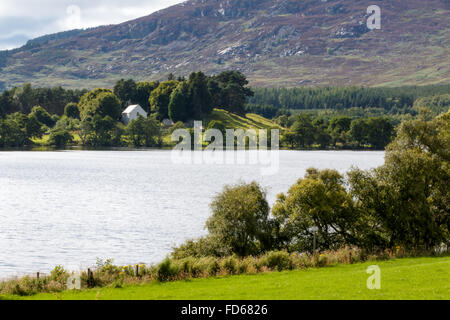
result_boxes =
[328,116,352,146]
[114,79,137,107]
[25,114,45,139]
[64,102,80,119]
[312,118,331,148]
[126,115,161,147]
[48,129,73,148]
[365,117,394,149]
[80,114,123,147]
[0,90,15,118]
[349,118,368,146]
[206,182,273,256]
[349,109,450,249]
[168,84,187,122]
[291,114,315,148]
[30,106,55,128]
[0,118,27,147]
[95,92,122,120]
[221,83,248,115]
[149,81,179,120]
[0,112,44,146]
[272,169,358,252]
[187,71,212,118]
[12,83,36,114]
[78,89,122,120]
[135,81,159,112]
[211,71,254,115]
[350,117,394,148]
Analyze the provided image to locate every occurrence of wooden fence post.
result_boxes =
[135,265,139,277]
[37,272,40,281]
[87,268,94,288]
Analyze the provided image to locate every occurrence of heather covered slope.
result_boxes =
[1,0,449,89]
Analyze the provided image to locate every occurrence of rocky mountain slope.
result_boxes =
[1,0,449,90]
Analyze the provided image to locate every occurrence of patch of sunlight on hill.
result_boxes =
[205,109,282,130]
[162,109,283,148]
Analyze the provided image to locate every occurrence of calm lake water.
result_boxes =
[0,150,384,278]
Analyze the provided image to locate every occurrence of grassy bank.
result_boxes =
[3,256,449,300]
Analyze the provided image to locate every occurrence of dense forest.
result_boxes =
[248,85,450,114]
[0,71,253,120]
[0,84,87,117]
[3,79,449,120]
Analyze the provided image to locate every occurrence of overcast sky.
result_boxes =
[0,0,185,50]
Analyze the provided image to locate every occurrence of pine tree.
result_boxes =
[169,87,187,122]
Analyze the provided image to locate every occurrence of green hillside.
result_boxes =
[205,109,283,130]
[163,109,284,147]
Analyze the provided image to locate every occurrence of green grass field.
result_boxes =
[3,256,449,300]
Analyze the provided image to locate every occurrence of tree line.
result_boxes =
[279,113,395,150]
[248,85,450,113]
[0,71,254,148]
[0,106,61,148]
[0,84,87,117]
[0,70,253,120]
[2,78,448,120]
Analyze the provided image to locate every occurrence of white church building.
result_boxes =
[121,104,148,125]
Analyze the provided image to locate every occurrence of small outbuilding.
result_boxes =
[121,104,148,125]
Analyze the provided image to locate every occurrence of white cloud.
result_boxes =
[0,0,185,50]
